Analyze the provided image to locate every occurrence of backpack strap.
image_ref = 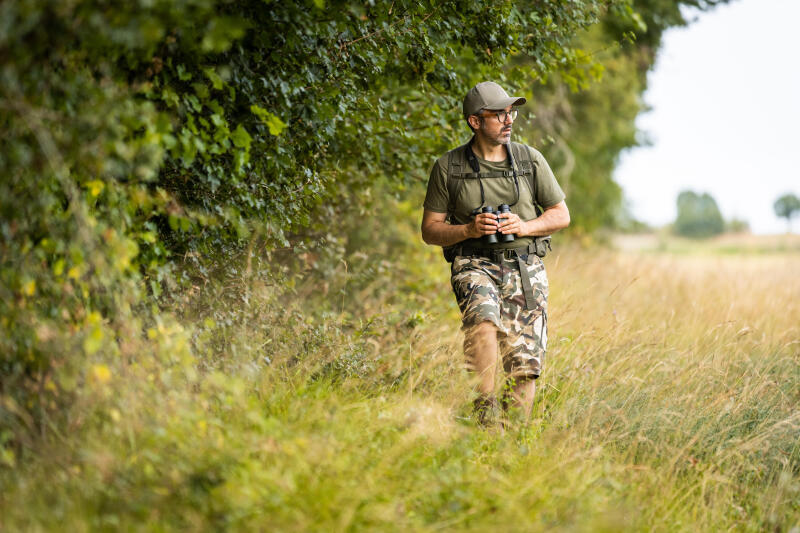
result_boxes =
[509,142,542,217]
[445,146,465,224]
[442,147,464,262]
[512,143,551,259]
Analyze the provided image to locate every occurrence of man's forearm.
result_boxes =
[520,204,570,237]
[421,221,472,247]
[422,202,569,246]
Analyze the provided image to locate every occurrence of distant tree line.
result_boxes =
[672,190,800,238]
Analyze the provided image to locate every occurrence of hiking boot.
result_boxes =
[473,395,498,427]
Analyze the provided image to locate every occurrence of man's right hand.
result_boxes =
[467,212,499,239]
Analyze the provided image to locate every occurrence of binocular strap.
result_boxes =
[516,253,536,311]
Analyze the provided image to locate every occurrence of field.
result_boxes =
[1,232,798,531]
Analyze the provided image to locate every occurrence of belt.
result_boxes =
[459,245,531,263]
[457,243,537,311]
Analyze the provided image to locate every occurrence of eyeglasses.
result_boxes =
[479,109,518,123]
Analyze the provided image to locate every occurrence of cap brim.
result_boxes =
[483,96,526,110]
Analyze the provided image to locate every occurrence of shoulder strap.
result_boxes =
[511,143,542,217]
[446,145,468,223]
[531,159,541,217]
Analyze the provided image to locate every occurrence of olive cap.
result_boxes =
[462,81,526,118]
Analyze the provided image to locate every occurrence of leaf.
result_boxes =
[250,105,287,136]
[231,124,252,150]
[83,327,104,355]
[86,180,105,197]
[21,279,36,296]
[204,67,224,90]
[89,364,111,385]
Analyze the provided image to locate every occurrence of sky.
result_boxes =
[613,0,800,234]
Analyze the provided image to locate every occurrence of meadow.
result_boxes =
[1,227,798,531]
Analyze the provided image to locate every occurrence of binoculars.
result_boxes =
[471,204,515,245]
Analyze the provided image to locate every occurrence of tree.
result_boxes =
[773,193,800,232]
[674,191,724,238]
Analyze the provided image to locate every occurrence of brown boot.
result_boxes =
[473,395,497,427]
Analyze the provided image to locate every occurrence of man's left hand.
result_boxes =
[497,212,524,235]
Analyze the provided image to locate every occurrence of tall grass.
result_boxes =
[1,218,798,530]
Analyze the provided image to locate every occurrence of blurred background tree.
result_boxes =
[674,190,725,238]
[773,193,800,233]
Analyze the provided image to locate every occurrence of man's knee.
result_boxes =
[464,321,499,372]
[465,320,498,340]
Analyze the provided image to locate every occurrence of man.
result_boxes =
[420,81,570,425]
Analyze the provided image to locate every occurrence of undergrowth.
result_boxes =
[1,201,798,531]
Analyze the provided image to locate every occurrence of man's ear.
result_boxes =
[467,114,481,130]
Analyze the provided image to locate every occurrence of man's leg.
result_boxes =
[464,320,499,395]
[450,256,504,425]
[464,321,501,425]
[502,375,535,419]
[498,254,548,423]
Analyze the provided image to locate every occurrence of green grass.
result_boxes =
[1,227,798,531]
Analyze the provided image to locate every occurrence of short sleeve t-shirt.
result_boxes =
[423,143,565,250]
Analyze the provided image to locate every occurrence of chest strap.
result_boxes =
[450,170,531,179]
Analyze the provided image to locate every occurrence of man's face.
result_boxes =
[474,106,516,145]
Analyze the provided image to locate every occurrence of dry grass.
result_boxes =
[1,237,798,531]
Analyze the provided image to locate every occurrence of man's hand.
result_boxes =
[467,212,499,239]
[497,212,523,235]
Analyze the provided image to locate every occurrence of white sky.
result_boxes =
[613,0,800,234]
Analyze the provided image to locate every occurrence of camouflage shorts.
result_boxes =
[450,254,548,378]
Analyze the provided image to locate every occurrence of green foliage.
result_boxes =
[773,193,800,232]
[2,0,644,450]
[674,190,725,238]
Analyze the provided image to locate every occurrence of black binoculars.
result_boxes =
[471,204,515,245]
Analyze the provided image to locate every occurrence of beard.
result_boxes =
[489,126,512,145]
[477,118,512,145]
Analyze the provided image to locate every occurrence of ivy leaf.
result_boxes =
[250,105,287,136]
[204,67,224,90]
[231,124,252,150]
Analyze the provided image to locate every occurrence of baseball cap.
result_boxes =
[463,81,526,118]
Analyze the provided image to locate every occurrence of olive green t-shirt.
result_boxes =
[423,144,565,250]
